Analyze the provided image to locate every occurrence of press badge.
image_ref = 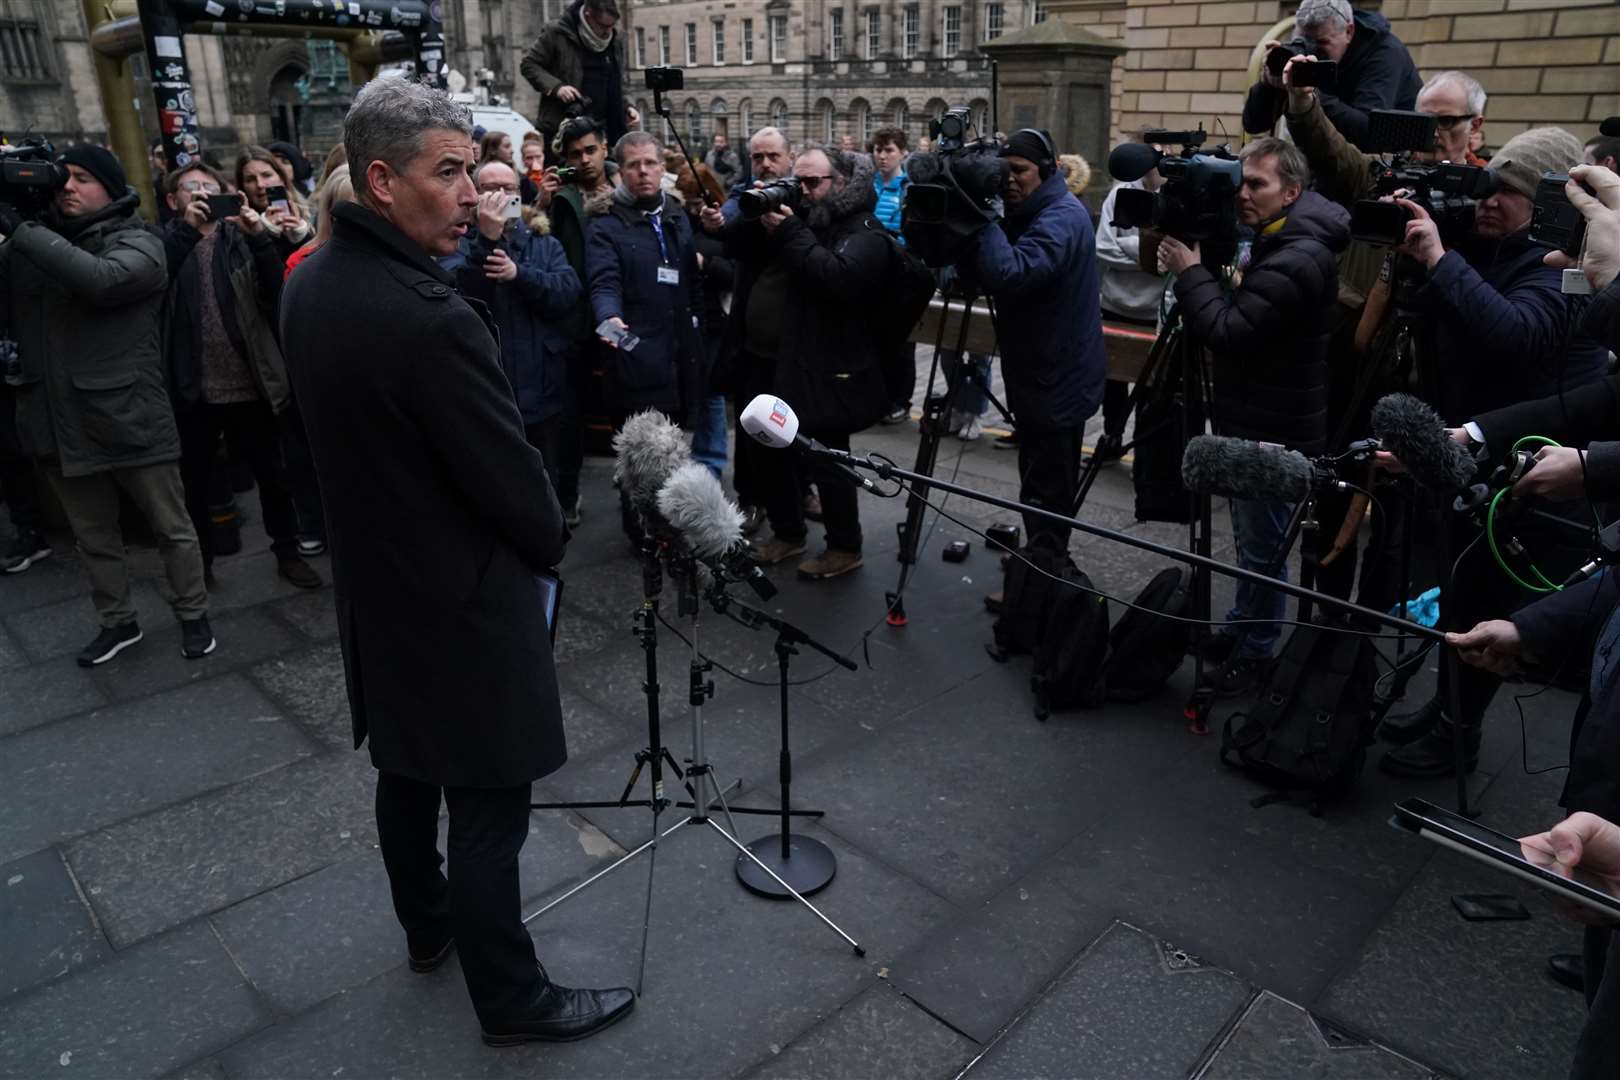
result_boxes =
[657,266,680,286]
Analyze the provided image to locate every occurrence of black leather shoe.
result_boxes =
[481,980,636,1046]
[1379,696,1442,746]
[1091,432,1125,464]
[1378,723,1480,779]
[407,934,455,973]
[1548,953,1585,993]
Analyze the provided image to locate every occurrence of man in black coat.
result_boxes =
[1159,137,1350,696]
[279,77,632,1047]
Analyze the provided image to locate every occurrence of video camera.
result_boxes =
[0,136,65,220]
[1265,39,1337,88]
[1105,127,1242,264]
[1349,110,1499,246]
[739,176,802,220]
[899,107,1008,267]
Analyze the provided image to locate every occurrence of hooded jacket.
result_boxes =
[1243,9,1422,152]
[974,169,1108,433]
[519,0,628,143]
[1173,190,1352,455]
[0,190,179,476]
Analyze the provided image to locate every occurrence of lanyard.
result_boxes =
[647,210,670,264]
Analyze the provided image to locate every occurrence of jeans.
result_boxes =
[689,394,729,478]
[1226,496,1292,659]
[952,354,992,418]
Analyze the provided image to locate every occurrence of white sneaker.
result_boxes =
[955,417,982,442]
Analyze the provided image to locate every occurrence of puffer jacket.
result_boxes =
[0,190,178,476]
[1173,190,1352,455]
[518,0,627,143]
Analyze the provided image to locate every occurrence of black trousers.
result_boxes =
[1101,379,1131,439]
[1314,479,1412,620]
[525,415,579,512]
[279,396,325,541]
[882,340,916,411]
[374,771,542,1022]
[1017,425,1086,552]
[0,389,39,534]
[1574,925,1620,1079]
[178,400,299,563]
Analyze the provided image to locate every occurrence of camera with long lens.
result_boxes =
[931,106,973,152]
[738,176,803,220]
[0,136,65,221]
[899,107,1007,267]
[1105,127,1242,266]
[1349,110,1498,246]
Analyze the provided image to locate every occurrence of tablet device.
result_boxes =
[536,570,562,645]
[1391,797,1620,921]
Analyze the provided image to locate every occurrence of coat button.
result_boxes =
[431,285,447,295]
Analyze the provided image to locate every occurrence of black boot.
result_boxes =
[1547,953,1585,993]
[1378,696,1442,746]
[1378,716,1480,779]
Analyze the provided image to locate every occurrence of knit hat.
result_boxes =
[59,144,128,199]
[1001,129,1056,178]
[1488,126,1582,200]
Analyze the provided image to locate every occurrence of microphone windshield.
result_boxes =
[1107,142,1162,183]
[1370,394,1476,492]
[1182,434,1314,502]
[656,463,744,557]
[740,395,799,450]
[613,409,690,512]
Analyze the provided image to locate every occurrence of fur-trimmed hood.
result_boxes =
[805,149,878,230]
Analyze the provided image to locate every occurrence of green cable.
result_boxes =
[1485,435,1564,593]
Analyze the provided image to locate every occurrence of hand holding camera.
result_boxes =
[1542,163,1620,292]
[476,189,517,241]
[1156,234,1201,275]
[1391,198,1444,269]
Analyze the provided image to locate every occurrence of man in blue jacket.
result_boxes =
[967,129,1106,555]
[445,159,582,506]
[1242,0,1421,152]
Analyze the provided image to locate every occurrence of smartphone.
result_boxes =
[1530,172,1588,257]
[1289,59,1339,88]
[1391,797,1620,921]
[595,319,640,352]
[265,184,290,213]
[204,192,243,220]
[500,194,522,221]
[536,571,562,644]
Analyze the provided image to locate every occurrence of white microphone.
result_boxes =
[739,395,876,492]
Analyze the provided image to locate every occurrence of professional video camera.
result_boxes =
[1264,38,1337,88]
[1349,110,1499,247]
[0,136,65,220]
[899,107,1008,267]
[738,176,802,220]
[1105,127,1242,265]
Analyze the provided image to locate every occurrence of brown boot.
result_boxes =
[798,548,863,580]
[748,535,808,566]
[984,590,1004,614]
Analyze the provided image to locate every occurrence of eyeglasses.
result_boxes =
[480,183,520,194]
[796,175,832,188]
[179,180,221,194]
[1430,114,1476,130]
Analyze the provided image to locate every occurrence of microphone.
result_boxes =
[656,463,777,600]
[1107,142,1163,183]
[739,395,877,492]
[1181,435,1320,502]
[1369,394,1477,494]
[612,409,691,519]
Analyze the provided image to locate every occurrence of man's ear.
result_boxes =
[364,159,394,208]
[1283,182,1303,207]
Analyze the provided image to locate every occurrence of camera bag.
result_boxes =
[1218,620,1379,816]
[1101,566,1191,701]
[990,544,1068,658]
[1031,563,1110,718]
[864,222,938,353]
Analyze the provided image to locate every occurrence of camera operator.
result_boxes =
[1158,138,1349,695]
[1094,157,1167,463]
[1243,0,1421,153]
[520,1,639,163]
[585,131,703,544]
[964,129,1106,560]
[445,159,583,513]
[0,145,211,665]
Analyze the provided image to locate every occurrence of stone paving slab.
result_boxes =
[63,750,377,949]
[965,921,1253,1080]
[0,619,27,671]
[264,590,338,642]
[88,606,303,704]
[741,983,977,1080]
[1195,991,1440,1079]
[0,674,313,866]
[0,847,108,1000]
[3,578,172,663]
[247,640,353,751]
[0,922,271,1078]
[0,654,105,738]
[0,548,90,619]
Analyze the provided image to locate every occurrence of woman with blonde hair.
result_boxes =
[284,164,353,279]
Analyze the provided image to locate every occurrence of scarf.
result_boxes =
[578,9,613,53]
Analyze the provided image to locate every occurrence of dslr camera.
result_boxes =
[738,176,803,220]
[1105,127,1242,264]
[900,107,1008,266]
[1349,110,1498,246]
[1265,39,1338,88]
[0,137,66,220]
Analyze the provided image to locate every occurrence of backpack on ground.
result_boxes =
[990,544,1070,658]
[1102,567,1191,702]
[989,546,1109,719]
[1218,620,1380,815]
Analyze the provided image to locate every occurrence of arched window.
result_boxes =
[769,98,789,135]
[710,97,729,138]
[968,98,990,137]
[888,98,910,134]
[738,98,753,137]
[849,98,871,145]
[686,99,704,143]
[816,98,837,142]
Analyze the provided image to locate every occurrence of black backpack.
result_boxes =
[1102,567,1191,701]
[990,545,1069,658]
[1031,563,1110,718]
[1218,621,1380,815]
[866,222,938,353]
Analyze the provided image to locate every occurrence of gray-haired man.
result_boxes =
[280,76,633,1046]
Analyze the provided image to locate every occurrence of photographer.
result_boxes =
[0,145,211,665]
[1158,137,1350,695]
[1243,0,1420,153]
[967,129,1106,556]
[709,126,792,228]
[519,1,638,163]
[1094,159,1167,462]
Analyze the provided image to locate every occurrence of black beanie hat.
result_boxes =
[59,144,128,199]
[1000,129,1055,177]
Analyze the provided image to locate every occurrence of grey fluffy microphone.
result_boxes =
[656,463,777,600]
[612,409,691,518]
[1370,394,1477,493]
[1181,435,1318,501]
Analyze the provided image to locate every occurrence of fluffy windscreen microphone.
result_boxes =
[656,463,776,600]
[1371,394,1477,493]
[612,409,690,515]
[1107,142,1163,183]
[905,150,945,186]
[1181,435,1316,502]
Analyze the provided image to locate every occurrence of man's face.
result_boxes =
[477,160,520,199]
[1414,81,1481,164]
[1236,153,1299,227]
[271,152,296,180]
[583,4,617,36]
[167,167,221,217]
[750,133,790,181]
[240,158,283,210]
[365,129,478,257]
[873,140,905,179]
[56,164,112,218]
[793,150,840,205]
[620,141,664,201]
[564,132,606,185]
[149,145,167,174]
[1004,155,1042,206]
[1300,19,1353,63]
[1475,188,1533,239]
[521,141,545,174]
[713,134,728,152]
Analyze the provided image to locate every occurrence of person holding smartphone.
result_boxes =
[236,145,312,258]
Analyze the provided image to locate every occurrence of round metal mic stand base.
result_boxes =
[736,834,837,898]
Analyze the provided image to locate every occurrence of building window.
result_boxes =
[658,25,670,66]
[864,9,880,60]
[850,99,870,144]
[984,3,1004,41]
[891,100,909,131]
[0,16,50,82]
[711,20,725,65]
[739,97,753,135]
[687,100,704,143]
[685,23,697,66]
[902,6,919,58]
[742,18,754,63]
[769,14,787,63]
[1032,2,1049,24]
[969,99,989,135]
[820,100,836,141]
[770,98,788,134]
[633,27,645,68]
[942,6,961,54]
[829,9,844,58]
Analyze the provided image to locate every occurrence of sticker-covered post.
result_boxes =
[135,0,201,173]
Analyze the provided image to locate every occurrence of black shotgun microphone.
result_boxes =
[1181,435,1320,501]
[1370,393,1478,494]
